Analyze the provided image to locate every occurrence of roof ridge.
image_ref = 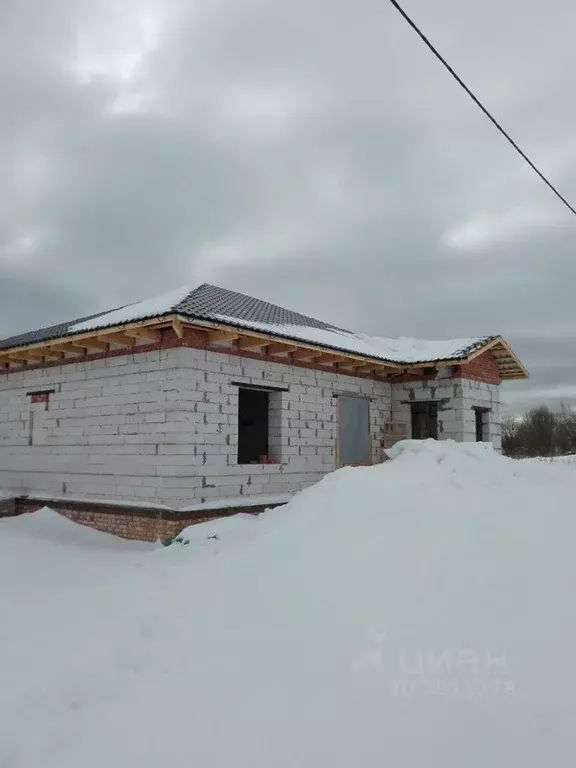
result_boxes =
[176,283,351,333]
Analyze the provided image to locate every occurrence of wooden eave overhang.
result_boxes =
[416,336,529,381]
[0,316,528,381]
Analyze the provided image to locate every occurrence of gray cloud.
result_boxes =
[1,0,575,412]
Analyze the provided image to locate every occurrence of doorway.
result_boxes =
[410,401,438,440]
[338,395,371,466]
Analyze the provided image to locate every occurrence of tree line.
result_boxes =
[502,405,576,458]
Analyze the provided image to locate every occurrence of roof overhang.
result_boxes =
[0,315,401,377]
[421,336,529,381]
[0,315,528,381]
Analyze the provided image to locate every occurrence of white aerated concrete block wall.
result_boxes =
[391,376,501,450]
[158,347,392,503]
[460,379,501,450]
[0,347,392,506]
[0,348,196,503]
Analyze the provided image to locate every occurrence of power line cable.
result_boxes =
[388,0,576,217]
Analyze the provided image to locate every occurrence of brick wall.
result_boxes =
[12,498,286,542]
[459,351,501,385]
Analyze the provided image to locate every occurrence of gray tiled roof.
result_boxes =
[0,284,348,351]
[174,284,348,332]
[0,309,123,351]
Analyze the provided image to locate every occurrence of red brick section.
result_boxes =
[0,497,16,517]
[30,392,50,405]
[8,498,287,542]
[387,351,502,386]
[458,350,501,385]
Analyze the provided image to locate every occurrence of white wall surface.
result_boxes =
[391,376,501,449]
[0,347,392,506]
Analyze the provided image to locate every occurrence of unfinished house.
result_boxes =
[0,284,528,540]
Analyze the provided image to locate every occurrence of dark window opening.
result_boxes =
[475,408,490,442]
[411,402,438,440]
[238,388,269,464]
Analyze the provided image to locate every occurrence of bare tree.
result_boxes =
[501,404,576,458]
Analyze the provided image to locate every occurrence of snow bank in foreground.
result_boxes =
[2,440,576,767]
[531,454,576,467]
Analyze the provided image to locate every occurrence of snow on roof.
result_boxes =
[211,313,489,364]
[358,333,491,364]
[69,285,490,364]
[1,282,496,366]
[69,286,192,333]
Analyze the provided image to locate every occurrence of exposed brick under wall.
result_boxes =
[0,497,16,517]
[10,498,286,542]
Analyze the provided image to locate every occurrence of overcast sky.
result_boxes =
[1,0,574,410]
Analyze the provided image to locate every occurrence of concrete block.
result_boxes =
[195,402,223,414]
[162,477,204,489]
[145,412,166,423]
[207,351,230,366]
[202,382,223,394]
[138,402,162,414]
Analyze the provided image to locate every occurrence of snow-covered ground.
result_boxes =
[2,440,576,767]
[534,454,576,467]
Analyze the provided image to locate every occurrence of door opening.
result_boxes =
[410,402,438,440]
[238,388,269,464]
[338,395,371,466]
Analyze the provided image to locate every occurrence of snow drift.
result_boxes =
[2,440,576,767]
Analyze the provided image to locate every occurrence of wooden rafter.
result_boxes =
[97,332,135,347]
[208,330,238,344]
[123,328,161,343]
[267,343,298,355]
[237,337,269,351]
[0,313,528,381]
[163,317,405,372]
[42,350,65,361]
[292,349,320,360]
[50,343,85,355]
[8,351,40,362]
[72,339,109,351]
[320,354,351,366]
